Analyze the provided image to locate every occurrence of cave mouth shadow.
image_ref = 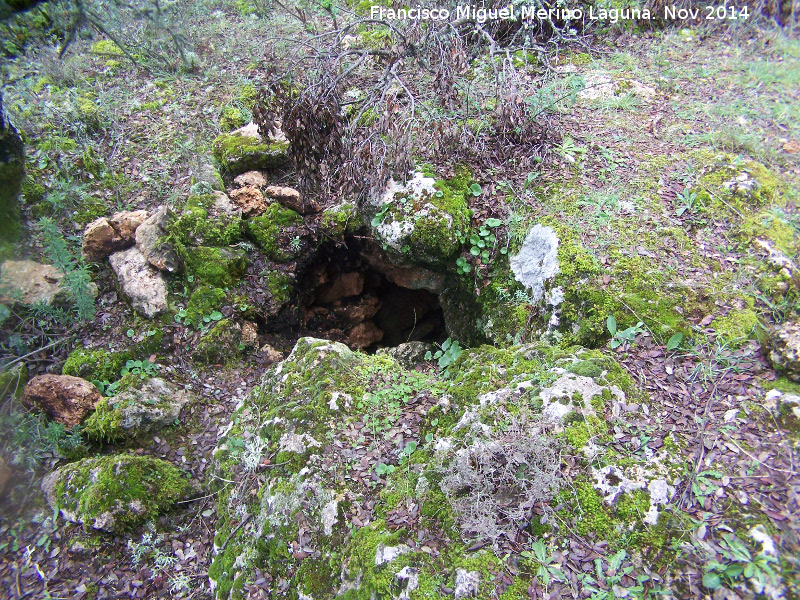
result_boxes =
[299,239,447,352]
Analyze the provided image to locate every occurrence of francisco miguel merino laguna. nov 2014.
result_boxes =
[369,3,753,23]
[368,3,651,23]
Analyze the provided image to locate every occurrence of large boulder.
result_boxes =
[108,246,168,318]
[83,377,194,441]
[767,321,800,381]
[168,192,243,247]
[41,454,189,533]
[81,210,148,261]
[209,339,642,599]
[22,374,102,427]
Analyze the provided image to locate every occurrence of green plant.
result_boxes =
[38,217,95,323]
[676,188,703,217]
[371,202,391,227]
[666,332,683,351]
[606,316,646,349]
[424,338,462,372]
[0,410,87,472]
[702,533,779,594]
[555,136,587,167]
[521,539,564,587]
[120,359,159,378]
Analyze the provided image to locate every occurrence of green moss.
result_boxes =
[0,364,27,399]
[245,204,304,262]
[615,489,650,523]
[262,269,293,307]
[53,454,188,533]
[212,132,289,174]
[567,359,604,378]
[82,398,124,442]
[562,482,613,538]
[183,246,247,288]
[193,319,242,364]
[186,286,227,326]
[713,308,760,345]
[320,202,357,239]
[169,194,243,247]
[62,348,134,382]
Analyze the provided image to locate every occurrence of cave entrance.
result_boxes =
[300,239,447,351]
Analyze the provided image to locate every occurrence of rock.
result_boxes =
[510,225,560,303]
[368,172,470,266]
[0,260,67,306]
[376,341,434,369]
[212,123,289,174]
[767,322,800,381]
[0,456,10,498]
[192,319,242,363]
[259,343,284,362]
[84,378,193,439]
[754,238,800,291]
[764,389,800,430]
[108,247,168,318]
[21,374,102,427]
[41,454,188,533]
[229,185,269,217]
[264,185,320,215]
[316,272,364,304]
[191,154,224,192]
[454,569,481,599]
[169,193,243,248]
[244,204,308,262]
[135,207,182,273]
[81,210,148,261]
[331,295,380,323]
[241,321,259,349]
[233,170,267,188]
[362,244,446,293]
[348,321,383,349]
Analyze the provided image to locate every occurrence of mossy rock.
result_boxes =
[320,202,358,239]
[209,338,637,599]
[192,319,242,364]
[42,454,189,534]
[184,246,247,288]
[368,171,471,267]
[169,193,243,247]
[185,286,227,326]
[212,132,289,174]
[62,348,134,383]
[244,204,304,262]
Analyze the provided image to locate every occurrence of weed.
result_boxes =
[120,359,159,379]
[702,533,780,594]
[424,338,462,372]
[606,315,646,349]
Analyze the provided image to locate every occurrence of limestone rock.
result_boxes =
[233,170,267,188]
[454,569,481,599]
[22,374,102,427]
[259,343,284,362]
[135,206,182,273]
[241,321,259,349]
[0,260,67,306]
[264,185,320,215]
[85,378,193,438]
[0,456,10,498]
[768,322,800,381]
[510,225,560,303]
[229,185,268,217]
[376,341,434,369]
[212,123,289,174]
[41,454,188,533]
[81,210,148,261]
[316,272,364,304]
[109,247,168,318]
[348,321,383,349]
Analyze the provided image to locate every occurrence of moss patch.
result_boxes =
[212,132,289,174]
[244,204,304,262]
[51,454,188,533]
[184,246,247,288]
[62,348,134,382]
[169,194,243,247]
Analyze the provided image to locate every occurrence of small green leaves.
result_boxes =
[485,217,502,227]
[371,202,391,227]
[375,462,396,476]
[666,332,683,351]
[455,256,471,274]
[606,315,617,336]
[702,573,721,590]
[469,183,482,196]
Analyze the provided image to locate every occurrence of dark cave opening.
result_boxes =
[299,239,447,351]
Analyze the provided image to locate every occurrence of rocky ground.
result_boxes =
[1,5,800,600]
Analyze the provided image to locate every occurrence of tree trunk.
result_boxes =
[0,92,24,245]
